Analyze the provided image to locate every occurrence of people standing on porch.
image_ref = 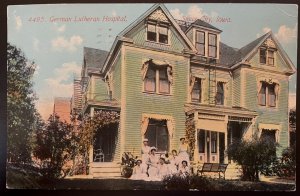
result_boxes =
[130,159,148,180]
[178,137,190,167]
[141,138,150,171]
[157,157,170,181]
[146,147,159,181]
[168,149,179,174]
[178,160,190,178]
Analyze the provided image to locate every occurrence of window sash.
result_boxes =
[258,83,266,106]
[196,31,205,43]
[191,78,201,102]
[208,46,217,57]
[159,69,170,93]
[216,82,224,105]
[260,49,267,64]
[147,24,156,32]
[144,67,156,92]
[145,122,169,152]
[211,132,217,153]
[198,130,205,153]
[208,34,217,46]
[158,26,168,35]
[268,85,276,107]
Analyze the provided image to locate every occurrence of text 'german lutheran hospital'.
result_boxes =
[71,3,296,169]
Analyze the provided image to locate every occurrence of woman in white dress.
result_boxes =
[168,149,179,174]
[178,137,190,167]
[157,158,170,181]
[130,159,148,180]
[146,147,159,181]
[141,138,150,171]
[178,160,190,178]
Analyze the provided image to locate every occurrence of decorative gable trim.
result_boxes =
[148,9,169,22]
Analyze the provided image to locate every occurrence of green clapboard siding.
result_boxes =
[123,46,189,157]
[111,54,122,101]
[92,76,109,101]
[232,70,241,107]
[244,70,289,153]
[250,49,290,72]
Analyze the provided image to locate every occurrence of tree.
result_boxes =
[33,115,74,179]
[289,108,296,147]
[7,42,38,163]
[227,137,278,181]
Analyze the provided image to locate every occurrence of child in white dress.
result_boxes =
[168,149,179,174]
[157,157,170,181]
[178,160,190,178]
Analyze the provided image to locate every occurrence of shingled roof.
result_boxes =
[83,47,109,69]
[192,19,222,32]
[219,32,270,67]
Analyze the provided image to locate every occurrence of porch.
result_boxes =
[185,103,258,164]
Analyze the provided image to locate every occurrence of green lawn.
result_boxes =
[6,166,295,191]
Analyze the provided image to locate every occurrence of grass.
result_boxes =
[6,165,295,191]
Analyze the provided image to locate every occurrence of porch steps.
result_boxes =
[89,162,122,178]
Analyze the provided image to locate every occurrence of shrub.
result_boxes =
[162,174,215,191]
[227,137,278,181]
[163,174,190,190]
[273,145,296,178]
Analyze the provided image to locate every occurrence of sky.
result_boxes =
[7,3,298,120]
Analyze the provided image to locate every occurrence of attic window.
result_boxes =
[196,31,205,55]
[208,33,217,58]
[147,23,169,44]
[260,48,275,66]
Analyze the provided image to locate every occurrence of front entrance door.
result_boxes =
[94,123,118,162]
[198,129,225,163]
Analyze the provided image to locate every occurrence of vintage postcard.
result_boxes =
[7,3,297,190]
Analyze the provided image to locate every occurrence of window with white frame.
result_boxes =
[147,23,169,44]
[258,82,277,107]
[191,78,202,102]
[216,82,225,105]
[260,48,275,66]
[145,119,169,152]
[196,31,205,55]
[208,33,217,58]
[144,65,171,94]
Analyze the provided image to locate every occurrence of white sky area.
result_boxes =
[7,4,297,120]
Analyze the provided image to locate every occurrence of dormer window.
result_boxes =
[147,23,169,44]
[260,48,275,66]
[196,31,205,55]
[208,33,217,58]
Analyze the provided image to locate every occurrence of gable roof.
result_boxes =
[83,47,109,69]
[230,31,296,73]
[118,3,197,52]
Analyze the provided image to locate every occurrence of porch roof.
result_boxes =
[82,99,121,114]
[184,103,258,118]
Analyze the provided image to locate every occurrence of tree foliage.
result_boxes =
[33,115,74,179]
[7,42,38,163]
[74,110,120,173]
[227,137,278,181]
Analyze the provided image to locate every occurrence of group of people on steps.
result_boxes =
[130,137,191,181]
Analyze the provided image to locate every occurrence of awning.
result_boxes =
[258,123,281,131]
[196,118,227,133]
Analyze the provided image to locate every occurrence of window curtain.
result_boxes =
[257,81,263,97]
[167,66,173,84]
[141,116,149,135]
[141,61,149,81]
[189,75,196,94]
[166,119,174,138]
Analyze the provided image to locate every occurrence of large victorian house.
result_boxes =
[71,4,296,174]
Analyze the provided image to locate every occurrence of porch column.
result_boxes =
[89,107,95,164]
[224,115,228,163]
[193,112,199,162]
